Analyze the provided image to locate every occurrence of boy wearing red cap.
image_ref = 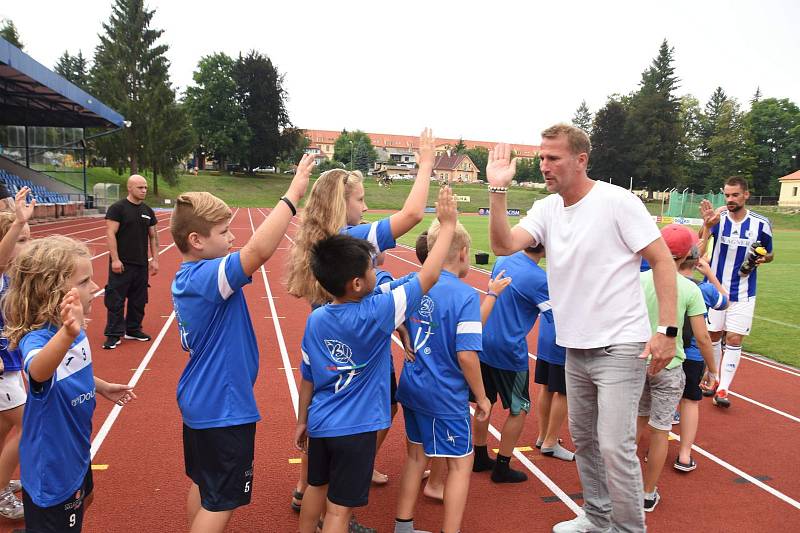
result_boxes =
[636,224,719,512]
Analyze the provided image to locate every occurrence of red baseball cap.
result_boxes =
[661,224,698,258]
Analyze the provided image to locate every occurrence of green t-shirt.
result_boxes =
[639,270,706,369]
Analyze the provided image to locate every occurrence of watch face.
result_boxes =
[666,326,678,338]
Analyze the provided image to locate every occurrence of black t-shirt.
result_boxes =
[106,199,157,265]
[0,180,10,200]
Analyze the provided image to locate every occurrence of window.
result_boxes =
[794,186,799,196]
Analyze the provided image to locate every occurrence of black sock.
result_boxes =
[497,454,511,465]
[475,445,489,460]
[396,518,413,523]
[472,445,496,472]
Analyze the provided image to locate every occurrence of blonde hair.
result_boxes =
[171,192,232,253]
[3,236,90,348]
[427,219,471,263]
[286,169,363,305]
[0,212,16,238]
[541,123,592,156]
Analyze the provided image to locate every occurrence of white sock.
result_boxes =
[718,344,742,393]
[712,340,723,374]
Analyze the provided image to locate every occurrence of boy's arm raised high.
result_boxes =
[389,128,435,239]
[416,186,456,294]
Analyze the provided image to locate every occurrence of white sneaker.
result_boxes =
[0,490,24,520]
[553,514,611,533]
[4,480,21,493]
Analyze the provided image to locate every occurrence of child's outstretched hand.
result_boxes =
[98,381,137,406]
[287,153,316,201]
[486,143,517,188]
[488,269,511,296]
[60,288,84,338]
[418,128,435,168]
[474,396,491,422]
[436,186,457,227]
[14,187,35,223]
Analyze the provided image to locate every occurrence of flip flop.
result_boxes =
[291,489,304,513]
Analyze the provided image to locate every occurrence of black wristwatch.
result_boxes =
[657,325,678,338]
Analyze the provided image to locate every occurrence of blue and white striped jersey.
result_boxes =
[708,210,773,301]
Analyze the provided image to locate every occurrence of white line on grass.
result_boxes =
[754,315,800,330]
[248,208,299,416]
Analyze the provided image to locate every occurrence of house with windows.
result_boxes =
[433,152,480,183]
[778,170,800,207]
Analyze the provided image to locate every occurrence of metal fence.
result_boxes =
[665,191,725,218]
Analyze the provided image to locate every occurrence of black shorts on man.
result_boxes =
[307,431,377,508]
[534,358,567,396]
[22,466,93,532]
[183,422,256,512]
[471,361,531,415]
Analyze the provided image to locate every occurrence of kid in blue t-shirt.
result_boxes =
[295,187,459,533]
[170,156,314,532]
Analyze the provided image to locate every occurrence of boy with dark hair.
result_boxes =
[295,188,458,533]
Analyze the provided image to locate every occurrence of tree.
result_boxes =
[278,127,310,167]
[54,51,90,90]
[514,157,542,183]
[184,52,250,171]
[232,50,292,171]
[464,146,489,182]
[699,89,754,191]
[316,158,344,173]
[745,98,800,195]
[0,19,23,49]
[352,139,372,172]
[624,39,682,190]
[751,86,762,105]
[572,100,593,135]
[333,130,377,168]
[454,138,467,153]
[675,95,705,190]
[589,97,630,183]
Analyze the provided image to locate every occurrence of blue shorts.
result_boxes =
[402,406,472,457]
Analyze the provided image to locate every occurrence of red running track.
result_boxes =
[0,208,797,532]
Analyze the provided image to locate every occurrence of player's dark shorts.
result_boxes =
[183,422,256,512]
[534,358,567,396]
[682,359,706,401]
[390,369,398,405]
[470,361,531,415]
[307,431,377,508]
[23,465,93,532]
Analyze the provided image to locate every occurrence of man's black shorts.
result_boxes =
[183,422,256,512]
[470,362,531,415]
[23,465,93,532]
[682,359,706,401]
[534,358,567,395]
[307,431,377,508]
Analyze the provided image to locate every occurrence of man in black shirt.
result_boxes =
[0,180,12,211]
[103,174,158,349]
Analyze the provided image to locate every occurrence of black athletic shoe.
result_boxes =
[702,389,715,398]
[643,489,661,512]
[102,336,121,349]
[125,330,152,342]
[491,463,528,483]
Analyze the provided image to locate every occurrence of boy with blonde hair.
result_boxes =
[170,156,314,533]
[394,218,491,533]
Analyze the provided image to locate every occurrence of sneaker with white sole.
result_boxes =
[124,330,152,342]
[552,514,611,533]
[643,488,661,512]
[103,335,121,349]
[0,490,23,520]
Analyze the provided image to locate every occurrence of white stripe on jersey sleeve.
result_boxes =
[301,350,310,365]
[456,321,482,335]
[714,292,726,310]
[217,255,234,300]
[23,348,42,366]
[537,300,552,313]
[378,282,392,294]
[367,222,379,250]
[392,286,408,328]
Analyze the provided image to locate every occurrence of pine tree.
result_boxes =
[572,100,593,135]
[454,138,467,153]
[589,97,630,183]
[0,19,23,49]
[55,51,90,90]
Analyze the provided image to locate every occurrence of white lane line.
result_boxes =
[247,208,299,416]
[90,311,176,459]
[90,226,172,261]
[33,212,172,238]
[668,430,800,510]
[728,391,800,423]
[92,243,176,298]
[741,355,800,377]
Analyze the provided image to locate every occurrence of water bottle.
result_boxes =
[739,241,767,276]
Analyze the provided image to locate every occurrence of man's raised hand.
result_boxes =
[486,143,517,188]
[418,128,435,168]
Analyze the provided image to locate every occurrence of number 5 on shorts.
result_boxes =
[244,481,251,493]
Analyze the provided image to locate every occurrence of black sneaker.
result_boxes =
[103,336,121,349]
[124,330,152,342]
[348,515,376,533]
[491,463,528,483]
[643,489,661,512]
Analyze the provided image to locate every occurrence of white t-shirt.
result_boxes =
[517,180,660,349]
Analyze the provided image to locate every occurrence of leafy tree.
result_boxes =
[514,157,542,183]
[232,50,291,171]
[54,51,90,90]
[0,19,23,49]
[184,52,250,171]
[572,100,593,135]
[333,130,376,168]
[353,139,372,172]
[315,158,345,173]
[464,146,489,182]
[453,138,467,153]
[745,98,800,195]
[675,95,705,190]
[700,90,754,191]
[624,39,682,190]
[589,97,630,183]
[278,127,310,166]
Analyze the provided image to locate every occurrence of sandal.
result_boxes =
[291,489,304,513]
[674,456,697,472]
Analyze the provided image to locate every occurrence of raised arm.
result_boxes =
[487,144,534,255]
[480,270,511,324]
[239,154,315,277]
[417,186,456,293]
[389,128,434,238]
[0,187,34,274]
[639,238,677,375]
[28,289,82,383]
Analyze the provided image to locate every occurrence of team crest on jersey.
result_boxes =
[324,340,353,365]
[419,296,435,319]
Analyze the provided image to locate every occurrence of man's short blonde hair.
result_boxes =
[170,192,232,253]
[541,123,591,156]
[427,219,471,263]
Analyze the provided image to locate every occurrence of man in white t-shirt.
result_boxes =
[488,124,677,533]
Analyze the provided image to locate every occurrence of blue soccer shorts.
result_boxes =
[402,406,472,457]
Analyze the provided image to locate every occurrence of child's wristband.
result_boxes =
[280,196,297,216]
[487,291,499,298]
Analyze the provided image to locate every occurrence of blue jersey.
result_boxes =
[482,253,551,371]
[684,281,728,362]
[536,312,566,366]
[375,268,394,288]
[345,217,396,253]
[396,271,483,418]
[172,252,260,429]
[301,277,423,438]
[708,210,773,301]
[20,326,95,507]
[0,275,22,372]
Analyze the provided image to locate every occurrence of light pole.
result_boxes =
[349,140,354,171]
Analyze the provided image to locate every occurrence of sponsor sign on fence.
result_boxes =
[651,215,703,226]
[456,195,471,202]
[478,208,521,216]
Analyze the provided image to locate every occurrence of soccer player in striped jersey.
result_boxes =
[699,176,774,408]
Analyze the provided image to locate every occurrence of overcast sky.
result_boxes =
[4,1,799,145]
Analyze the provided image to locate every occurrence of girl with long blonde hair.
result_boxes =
[3,236,136,532]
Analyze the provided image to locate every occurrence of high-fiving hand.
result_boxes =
[486,143,517,188]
